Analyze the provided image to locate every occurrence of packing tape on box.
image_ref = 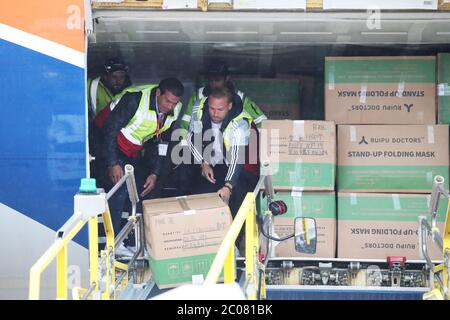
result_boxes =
[292,159,303,186]
[350,126,357,142]
[360,84,367,104]
[397,82,405,97]
[192,274,204,285]
[427,126,435,144]
[427,171,434,183]
[177,197,196,215]
[291,188,304,197]
[417,112,424,122]
[438,83,450,96]
[327,65,335,90]
[350,193,358,205]
[392,194,401,211]
[292,120,305,141]
[293,194,303,218]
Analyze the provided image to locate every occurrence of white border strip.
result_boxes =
[0,23,84,69]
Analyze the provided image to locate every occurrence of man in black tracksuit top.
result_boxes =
[187,86,253,220]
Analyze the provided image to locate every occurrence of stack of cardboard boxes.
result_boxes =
[325,56,449,260]
[258,120,337,258]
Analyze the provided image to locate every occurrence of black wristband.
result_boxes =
[223,184,232,194]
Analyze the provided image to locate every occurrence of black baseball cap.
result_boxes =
[206,60,229,77]
[104,58,129,73]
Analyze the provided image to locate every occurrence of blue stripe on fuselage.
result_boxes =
[0,39,87,246]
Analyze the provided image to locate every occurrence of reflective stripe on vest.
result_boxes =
[89,77,100,115]
[194,97,251,151]
[120,84,181,146]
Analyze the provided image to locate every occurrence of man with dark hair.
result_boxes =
[87,58,132,179]
[95,78,184,245]
[187,86,252,217]
[87,57,131,116]
[180,59,267,132]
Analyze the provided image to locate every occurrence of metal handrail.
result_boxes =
[419,175,450,300]
[204,169,269,300]
[29,165,143,300]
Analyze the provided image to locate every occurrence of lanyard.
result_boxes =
[156,113,164,142]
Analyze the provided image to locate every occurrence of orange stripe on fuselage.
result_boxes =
[0,0,84,53]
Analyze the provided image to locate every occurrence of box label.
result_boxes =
[338,165,449,192]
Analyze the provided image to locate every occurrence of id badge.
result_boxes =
[158,143,168,156]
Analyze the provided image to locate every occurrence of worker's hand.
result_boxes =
[109,165,123,184]
[218,186,231,205]
[141,174,157,198]
[201,162,216,184]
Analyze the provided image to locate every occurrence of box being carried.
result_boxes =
[325,56,436,124]
[337,192,446,260]
[143,193,232,289]
[338,125,449,193]
[260,120,336,191]
[258,191,336,258]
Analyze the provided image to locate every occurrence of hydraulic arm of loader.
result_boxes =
[419,175,450,300]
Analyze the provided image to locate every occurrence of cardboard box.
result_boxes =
[143,193,232,289]
[307,0,322,9]
[337,125,449,193]
[233,0,306,10]
[163,0,198,9]
[233,78,301,120]
[207,0,232,9]
[337,193,445,260]
[325,56,436,124]
[92,0,162,7]
[260,120,336,191]
[438,53,450,124]
[259,192,336,258]
[439,0,450,10]
[323,0,437,10]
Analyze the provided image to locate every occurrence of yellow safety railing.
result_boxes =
[204,192,262,300]
[28,204,116,300]
[420,175,450,300]
[29,165,140,300]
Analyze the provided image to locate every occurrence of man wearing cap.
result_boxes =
[96,78,184,241]
[176,60,264,197]
[180,60,267,132]
[87,57,131,117]
[87,58,132,179]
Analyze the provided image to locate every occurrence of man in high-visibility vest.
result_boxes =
[96,78,184,240]
[87,57,131,116]
[176,60,266,196]
[87,58,132,179]
[180,60,267,132]
[187,86,254,219]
